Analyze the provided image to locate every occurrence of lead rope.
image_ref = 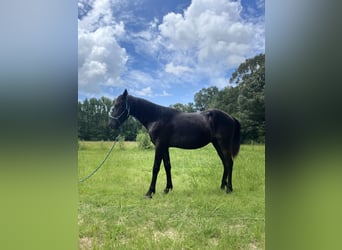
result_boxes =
[79,131,122,183]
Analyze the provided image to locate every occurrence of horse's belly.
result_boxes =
[169,130,211,149]
[168,113,213,149]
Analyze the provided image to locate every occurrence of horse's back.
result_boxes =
[171,109,235,136]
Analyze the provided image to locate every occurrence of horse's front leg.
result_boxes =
[163,148,173,194]
[145,147,163,199]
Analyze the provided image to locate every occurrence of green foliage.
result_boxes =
[78,97,142,141]
[120,117,142,141]
[78,142,265,249]
[169,102,196,112]
[194,86,219,111]
[78,97,116,141]
[234,54,265,143]
[136,130,153,149]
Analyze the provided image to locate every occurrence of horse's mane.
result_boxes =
[128,95,179,126]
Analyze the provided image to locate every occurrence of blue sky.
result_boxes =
[78,0,264,106]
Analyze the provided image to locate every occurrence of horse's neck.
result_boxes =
[129,96,161,129]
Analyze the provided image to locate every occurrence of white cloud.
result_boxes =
[165,62,192,76]
[158,0,264,80]
[159,90,171,97]
[133,86,153,97]
[125,70,155,86]
[126,17,163,59]
[78,0,128,93]
[132,86,171,98]
[256,0,265,10]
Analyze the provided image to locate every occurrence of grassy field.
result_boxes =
[78,141,265,249]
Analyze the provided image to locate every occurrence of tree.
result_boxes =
[78,97,142,141]
[214,86,240,116]
[78,97,113,140]
[194,86,219,111]
[231,53,265,142]
[170,102,196,112]
[120,117,142,141]
[230,54,265,86]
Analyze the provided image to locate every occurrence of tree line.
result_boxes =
[78,53,265,143]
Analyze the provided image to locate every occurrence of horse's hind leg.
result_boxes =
[163,148,173,194]
[213,140,228,189]
[226,156,233,193]
[213,140,233,193]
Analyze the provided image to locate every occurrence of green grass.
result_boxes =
[78,142,265,249]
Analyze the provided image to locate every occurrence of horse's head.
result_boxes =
[108,89,130,129]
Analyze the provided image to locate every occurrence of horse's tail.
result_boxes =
[232,117,241,158]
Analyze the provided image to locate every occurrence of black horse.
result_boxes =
[108,89,240,198]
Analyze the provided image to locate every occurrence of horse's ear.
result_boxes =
[123,89,128,98]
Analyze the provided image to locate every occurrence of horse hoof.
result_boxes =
[144,194,153,199]
[226,188,233,194]
[144,191,154,199]
[164,187,172,194]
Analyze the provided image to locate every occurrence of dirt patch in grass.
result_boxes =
[153,228,180,242]
[209,237,219,247]
[79,237,92,250]
[249,241,260,249]
[229,223,246,233]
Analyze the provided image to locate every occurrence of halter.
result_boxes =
[108,99,130,124]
